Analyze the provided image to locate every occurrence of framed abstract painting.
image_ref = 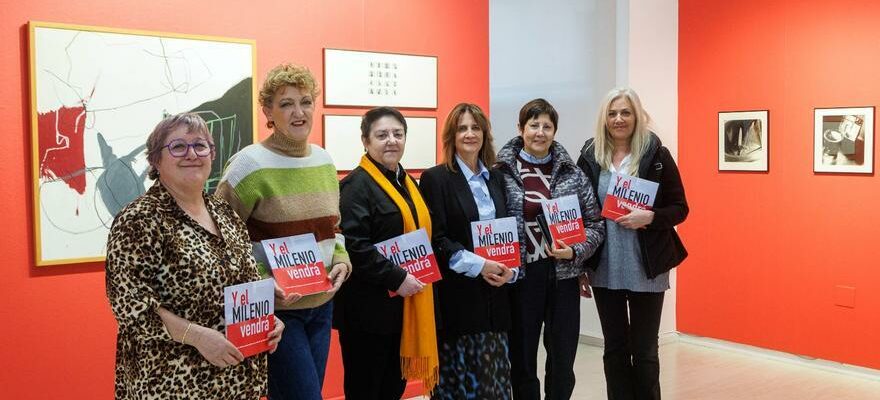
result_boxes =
[29,21,257,265]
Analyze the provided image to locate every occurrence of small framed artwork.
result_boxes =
[323,114,437,172]
[323,48,438,109]
[813,107,874,174]
[718,110,769,171]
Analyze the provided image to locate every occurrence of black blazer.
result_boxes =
[419,162,513,339]
[333,166,419,335]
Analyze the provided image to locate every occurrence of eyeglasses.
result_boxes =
[163,139,214,158]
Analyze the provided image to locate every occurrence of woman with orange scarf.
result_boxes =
[334,106,439,399]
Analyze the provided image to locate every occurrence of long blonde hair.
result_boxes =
[593,87,652,176]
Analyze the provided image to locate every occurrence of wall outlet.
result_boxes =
[834,285,856,308]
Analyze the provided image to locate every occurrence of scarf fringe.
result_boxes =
[400,356,439,394]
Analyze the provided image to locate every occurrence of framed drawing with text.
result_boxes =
[718,110,768,171]
[814,107,874,174]
[29,21,257,265]
[323,114,437,172]
[323,48,438,109]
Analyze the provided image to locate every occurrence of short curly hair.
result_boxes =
[259,63,320,109]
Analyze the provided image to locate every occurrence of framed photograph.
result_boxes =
[29,21,257,265]
[323,48,438,109]
[814,107,874,174]
[323,114,437,171]
[718,110,768,171]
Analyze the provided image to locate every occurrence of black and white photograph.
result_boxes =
[814,107,874,174]
[718,110,768,171]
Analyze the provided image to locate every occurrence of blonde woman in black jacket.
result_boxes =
[577,87,688,400]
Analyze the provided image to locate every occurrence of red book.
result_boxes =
[471,216,521,268]
[374,228,442,297]
[601,172,659,220]
[541,195,587,246]
[224,278,275,358]
[261,234,332,296]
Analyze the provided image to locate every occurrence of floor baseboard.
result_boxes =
[677,333,880,381]
[579,331,680,347]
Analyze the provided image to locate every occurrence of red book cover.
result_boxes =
[224,278,275,358]
[261,234,332,296]
[541,195,587,246]
[374,228,442,297]
[601,172,659,220]
[471,216,521,268]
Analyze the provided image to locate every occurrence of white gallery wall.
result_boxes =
[489,0,617,157]
[489,0,679,339]
[621,0,679,337]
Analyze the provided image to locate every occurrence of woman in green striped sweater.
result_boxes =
[217,63,351,400]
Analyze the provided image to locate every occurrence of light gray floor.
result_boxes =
[561,339,880,400]
[411,339,880,399]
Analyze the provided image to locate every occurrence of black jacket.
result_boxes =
[419,163,512,339]
[577,134,689,279]
[333,164,420,334]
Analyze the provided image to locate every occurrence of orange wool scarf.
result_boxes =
[359,155,439,393]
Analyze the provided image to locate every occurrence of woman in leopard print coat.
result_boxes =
[105,113,284,399]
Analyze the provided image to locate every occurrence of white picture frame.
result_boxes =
[323,115,437,171]
[323,48,438,109]
[718,110,769,171]
[813,107,874,174]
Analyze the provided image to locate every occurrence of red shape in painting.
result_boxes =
[38,106,87,195]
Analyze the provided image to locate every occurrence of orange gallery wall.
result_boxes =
[0,0,488,398]
[678,0,880,370]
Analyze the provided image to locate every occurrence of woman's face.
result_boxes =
[263,85,314,141]
[606,97,636,144]
[454,111,483,161]
[156,126,214,189]
[363,115,406,171]
[519,113,556,158]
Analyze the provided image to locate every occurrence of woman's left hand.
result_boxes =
[267,318,285,354]
[616,203,654,229]
[545,239,574,261]
[325,263,349,294]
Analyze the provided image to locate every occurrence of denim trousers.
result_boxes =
[268,301,333,400]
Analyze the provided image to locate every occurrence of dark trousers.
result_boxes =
[509,258,581,400]
[592,287,665,400]
[338,328,407,400]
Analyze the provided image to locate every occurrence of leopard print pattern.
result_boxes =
[106,182,267,399]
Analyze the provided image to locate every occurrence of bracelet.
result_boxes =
[181,322,193,345]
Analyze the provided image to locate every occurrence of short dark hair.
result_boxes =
[360,106,407,141]
[518,98,559,132]
[145,113,211,180]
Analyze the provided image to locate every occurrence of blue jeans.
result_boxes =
[268,301,333,400]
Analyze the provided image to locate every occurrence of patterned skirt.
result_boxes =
[431,331,512,400]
